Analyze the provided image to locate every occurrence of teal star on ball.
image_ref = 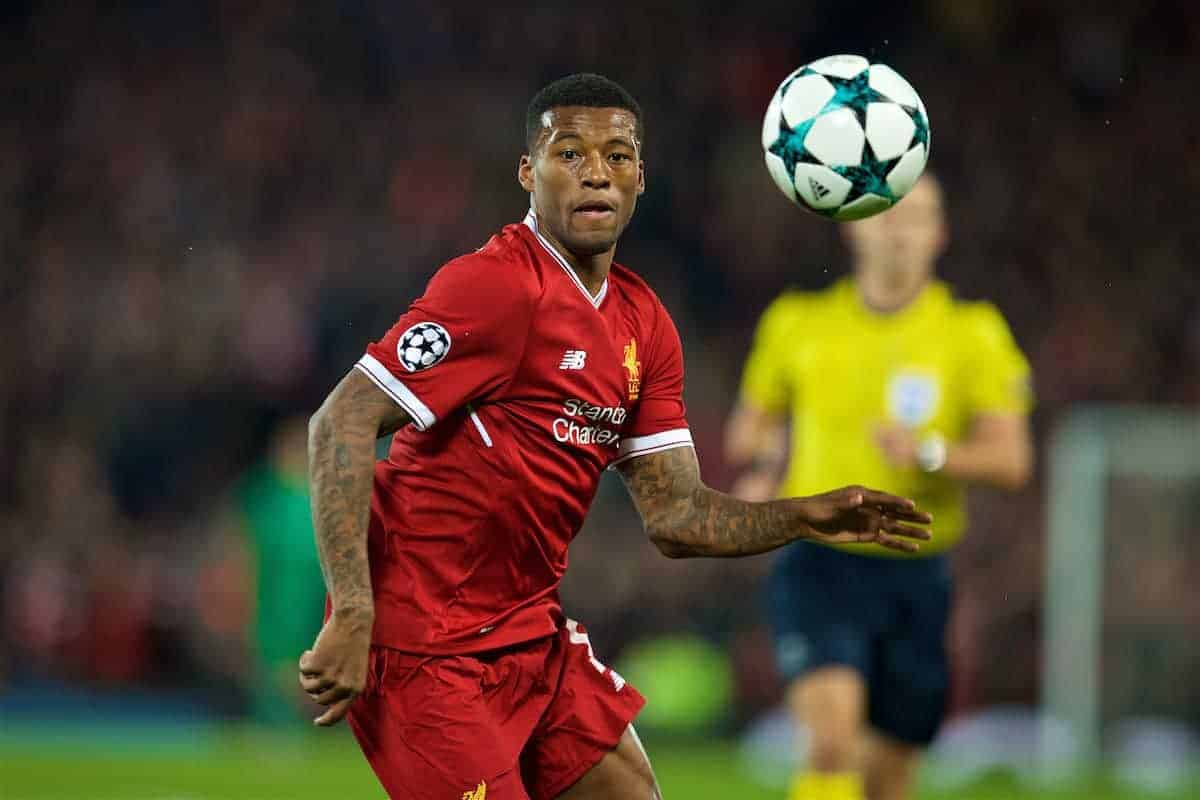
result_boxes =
[767,117,819,192]
[804,67,888,124]
[833,149,902,203]
[910,109,930,149]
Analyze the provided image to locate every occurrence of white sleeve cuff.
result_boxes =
[354,354,437,431]
[609,428,694,468]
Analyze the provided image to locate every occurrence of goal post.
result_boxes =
[1041,406,1200,771]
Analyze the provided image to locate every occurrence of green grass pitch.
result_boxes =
[1,726,1195,799]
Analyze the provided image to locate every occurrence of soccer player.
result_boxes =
[725,174,1033,800]
[297,73,931,800]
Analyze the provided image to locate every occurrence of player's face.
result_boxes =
[518,106,645,259]
[844,176,947,308]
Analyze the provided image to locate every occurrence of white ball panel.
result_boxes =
[865,102,916,160]
[792,163,853,210]
[834,193,892,221]
[868,64,920,107]
[779,75,836,127]
[761,91,784,150]
[764,151,797,204]
[807,54,870,80]
[803,108,865,167]
[886,144,928,198]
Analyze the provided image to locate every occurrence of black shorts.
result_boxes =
[766,543,952,746]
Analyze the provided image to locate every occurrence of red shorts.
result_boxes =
[347,619,645,800]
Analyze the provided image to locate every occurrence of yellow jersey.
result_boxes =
[739,278,1031,556]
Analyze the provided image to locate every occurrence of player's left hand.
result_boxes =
[298,608,373,727]
[796,486,933,553]
[874,423,918,469]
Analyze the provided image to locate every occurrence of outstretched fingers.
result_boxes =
[882,518,932,542]
[873,533,922,553]
[857,489,933,525]
[870,507,932,552]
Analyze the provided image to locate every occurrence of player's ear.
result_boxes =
[518,153,535,193]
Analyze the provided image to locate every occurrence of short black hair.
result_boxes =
[525,73,643,152]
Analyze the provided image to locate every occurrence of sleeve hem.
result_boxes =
[354,354,437,431]
[608,428,693,468]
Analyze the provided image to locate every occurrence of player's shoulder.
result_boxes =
[943,287,1014,334]
[607,263,684,353]
[431,224,545,302]
[608,261,663,308]
[794,280,846,310]
[760,280,843,329]
[938,285,1023,352]
[608,262,681,333]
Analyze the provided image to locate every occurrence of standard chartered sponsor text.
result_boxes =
[553,398,625,447]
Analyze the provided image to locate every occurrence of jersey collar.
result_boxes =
[522,210,609,308]
[847,277,948,320]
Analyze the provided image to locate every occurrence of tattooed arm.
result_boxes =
[616,446,932,558]
[307,368,410,615]
[298,368,410,726]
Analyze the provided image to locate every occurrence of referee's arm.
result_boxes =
[725,399,789,502]
[939,413,1032,490]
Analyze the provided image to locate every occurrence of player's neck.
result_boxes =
[566,255,611,298]
[856,277,928,315]
[539,230,613,298]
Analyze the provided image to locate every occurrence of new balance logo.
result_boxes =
[559,350,587,370]
[808,177,830,199]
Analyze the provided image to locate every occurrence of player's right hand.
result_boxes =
[795,486,933,553]
[298,608,373,727]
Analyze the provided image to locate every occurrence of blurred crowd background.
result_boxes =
[2,0,1198,744]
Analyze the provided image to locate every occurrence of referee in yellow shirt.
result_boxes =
[726,175,1033,800]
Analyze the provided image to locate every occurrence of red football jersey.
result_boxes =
[352,211,692,654]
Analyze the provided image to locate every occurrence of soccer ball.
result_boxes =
[762,54,930,220]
